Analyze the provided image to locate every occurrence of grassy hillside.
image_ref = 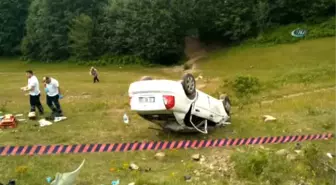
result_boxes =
[0,37,335,185]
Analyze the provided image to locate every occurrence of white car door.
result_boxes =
[191,91,212,120]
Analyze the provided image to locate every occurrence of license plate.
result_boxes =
[139,97,155,103]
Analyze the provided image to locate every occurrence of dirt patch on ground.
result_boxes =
[161,37,224,75]
[162,37,208,74]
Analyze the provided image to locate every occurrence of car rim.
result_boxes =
[186,76,195,92]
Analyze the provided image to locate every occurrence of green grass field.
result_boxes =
[0,37,335,185]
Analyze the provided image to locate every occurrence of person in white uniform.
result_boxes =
[21,70,44,115]
[43,76,63,117]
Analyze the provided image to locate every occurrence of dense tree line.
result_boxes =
[0,0,30,55]
[0,0,335,64]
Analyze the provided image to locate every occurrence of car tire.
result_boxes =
[220,94,231,116]
[140,76,153,81]
[182,73,196,99]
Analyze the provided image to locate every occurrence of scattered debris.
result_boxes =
[141,167,152,172]
[295,143,302,150]
[39,119,53,127]
[294,150,302,155]
[50,159,85,185]
[46,177,53,183]
[200,155,206,163]
[155,152,165,160]
[263,115,277,122]
[7,180,15,185]
[111,179,120,185]
[275,149,289,156]
[192,154,201,161]
[129,163,139,170]
[15,114,23,117]
[28,112,36,120]
[123,113,129,124]
[109,168,116,172]
[184,175,192,182]
[193,170,201,177]
[326,153,334,159]
[128,182,135,185]
[0,180,16,185]
[286,154,297,161]
[54,116,67,123]
[195,75,203,81]
[17,119,26,122]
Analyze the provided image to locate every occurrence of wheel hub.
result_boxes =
[186,77,195,92]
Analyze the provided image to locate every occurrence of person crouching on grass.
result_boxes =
[43,76,64,117]
[90,66,99,83]
[21,70,44,117]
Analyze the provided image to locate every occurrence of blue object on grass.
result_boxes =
[59,94,63,99]
[111,179,120,185]
[46,177,52,183]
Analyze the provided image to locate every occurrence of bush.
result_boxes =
[232,149,269,179]
[302,143,336,183]
[231,145,336,185]
[76,55,149,66]
[232,76,261,99]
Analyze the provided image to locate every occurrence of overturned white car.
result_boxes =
[128,73,231,134]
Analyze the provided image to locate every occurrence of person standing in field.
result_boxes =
[43,76,64,117]
[90,66,99,83]
[21,70,44,115]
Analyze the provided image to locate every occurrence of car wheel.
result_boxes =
[182,73,196,99]
[220,94,231,116]
[140,76,153,81]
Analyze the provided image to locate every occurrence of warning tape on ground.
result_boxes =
[0,133,333,156]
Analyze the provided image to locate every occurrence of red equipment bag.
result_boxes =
[0,115,17,129]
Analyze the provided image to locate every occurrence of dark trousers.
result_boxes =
[93,76,99,83]
[29,94,44,114]
[47,95,63,116]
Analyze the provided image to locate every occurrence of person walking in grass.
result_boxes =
[90,66,99,83]
[43,76,64,117]
[21,70,44,116]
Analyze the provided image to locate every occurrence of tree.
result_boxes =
[68,14,94,60]
[0,0,30,56]
[100,0,185,65]
[22,0,107,61]
[194,0,258,42]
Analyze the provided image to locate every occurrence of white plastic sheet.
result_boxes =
[50,159,85,185]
